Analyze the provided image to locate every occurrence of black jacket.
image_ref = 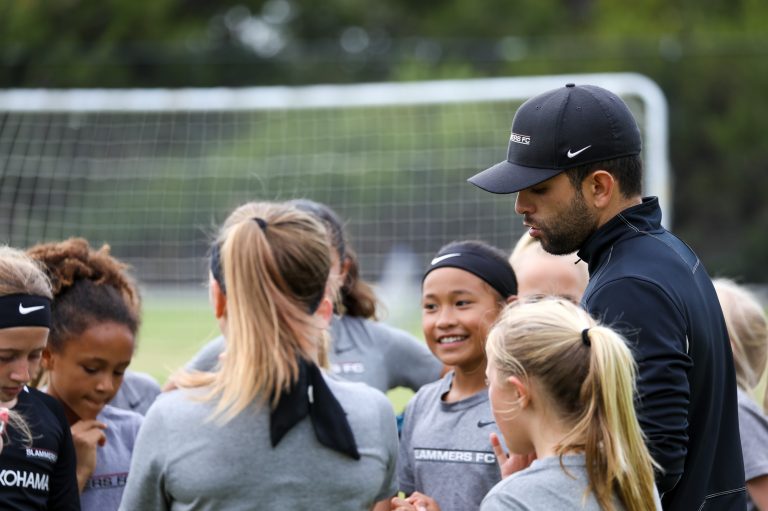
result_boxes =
[578,197,746,510]
[0,387,80,510]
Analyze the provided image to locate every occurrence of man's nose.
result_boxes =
[514,190,531,215]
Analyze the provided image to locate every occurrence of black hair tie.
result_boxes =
[253,217,268,230]
[581,328,591,347]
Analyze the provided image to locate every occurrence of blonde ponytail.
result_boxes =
[486,298,657,511]
[178,202,331,422]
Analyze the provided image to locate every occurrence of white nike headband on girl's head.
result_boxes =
[468,83,642,194]
[0,294,52,329]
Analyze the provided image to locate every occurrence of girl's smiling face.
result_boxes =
[421,267,503,371]
[44,321,134,423]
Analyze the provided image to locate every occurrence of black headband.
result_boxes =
[423,249,517,299]
[0,294,52,329]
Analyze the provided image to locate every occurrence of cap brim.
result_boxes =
[467,160,565,194]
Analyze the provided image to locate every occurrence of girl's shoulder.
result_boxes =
[99,404,143,430]
[405,372,453,411]
[17,386,68,427]
[324,373,392,415]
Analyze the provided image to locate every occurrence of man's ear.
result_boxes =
[211,279,227,319]
[583,170,616,209]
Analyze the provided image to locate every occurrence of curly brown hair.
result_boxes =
[26,238,141,352]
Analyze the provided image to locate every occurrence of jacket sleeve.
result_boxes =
[585,277,690,494]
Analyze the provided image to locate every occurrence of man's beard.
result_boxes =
[537,191,597,255]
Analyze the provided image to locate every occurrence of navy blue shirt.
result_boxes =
[0,387,80,510]
[578,197,746,510]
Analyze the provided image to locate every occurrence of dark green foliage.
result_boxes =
[2,1,768,280]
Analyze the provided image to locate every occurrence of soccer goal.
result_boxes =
[0,73,669,291]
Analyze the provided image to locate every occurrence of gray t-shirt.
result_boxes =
[186,315,443,393]
[119,374,398,511]
[81,405,143,511]
[110,370,161,416]
[481,454,662,511]
[397,372,501,511]
[737,387,768,511]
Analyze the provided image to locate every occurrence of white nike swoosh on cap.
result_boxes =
[18,303,45,315]
[567,145,592,158]
[431,253,461,265]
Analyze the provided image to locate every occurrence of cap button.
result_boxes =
[566,83,575,88]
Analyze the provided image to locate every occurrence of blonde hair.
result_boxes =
[714,279,768,392]
[486,298,657,511]
[509,231,540,266]
[2,408,33,447]
[0,247,51,446]
[508,233,588,300]
[179,202,331,422]
[0,246,53,299]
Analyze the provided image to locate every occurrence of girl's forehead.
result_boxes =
[0,326,49,351]
[422,267,493,295]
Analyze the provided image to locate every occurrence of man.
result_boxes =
[468,83,745,510]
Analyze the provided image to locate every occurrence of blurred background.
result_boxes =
[1,1,767,388]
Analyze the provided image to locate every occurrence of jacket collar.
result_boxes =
[577,196,662,273]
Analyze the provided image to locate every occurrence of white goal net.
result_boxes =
[0,73,669,290]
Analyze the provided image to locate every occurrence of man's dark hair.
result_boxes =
[565,154,643,198]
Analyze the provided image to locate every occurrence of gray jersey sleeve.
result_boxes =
[110,371,161,415]
[372,385,400,501]
[185,336,226,372]
[376,323,443,391]
[118,399,170,511]
[737,389,768,482]
[396,393,421,495]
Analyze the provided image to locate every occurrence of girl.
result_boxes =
[120,201,398,510]
[714,278,768,510]
[182,198,443,394]
[0,246,80,510]
[27,238,143,511]
[481,298,660,510]
[508,232,588,304]
[395,240,517,511]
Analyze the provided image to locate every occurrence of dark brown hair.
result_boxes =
[565,154,643,198]
[26,238,141,351]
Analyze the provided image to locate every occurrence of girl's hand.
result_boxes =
[391,492,442,511]
[490,432,536,479]
[71,419,107,491]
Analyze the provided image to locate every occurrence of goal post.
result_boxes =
[0,73,670,294]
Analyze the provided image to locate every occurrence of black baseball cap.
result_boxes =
[468,83,642,194]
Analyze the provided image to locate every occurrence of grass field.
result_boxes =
[132,289,416,413]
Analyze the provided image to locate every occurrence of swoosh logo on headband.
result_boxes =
[19,303,45,315]
[431,253,461,266]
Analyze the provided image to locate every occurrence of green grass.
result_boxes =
[132,293,218,385]
[132,292,415,412]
